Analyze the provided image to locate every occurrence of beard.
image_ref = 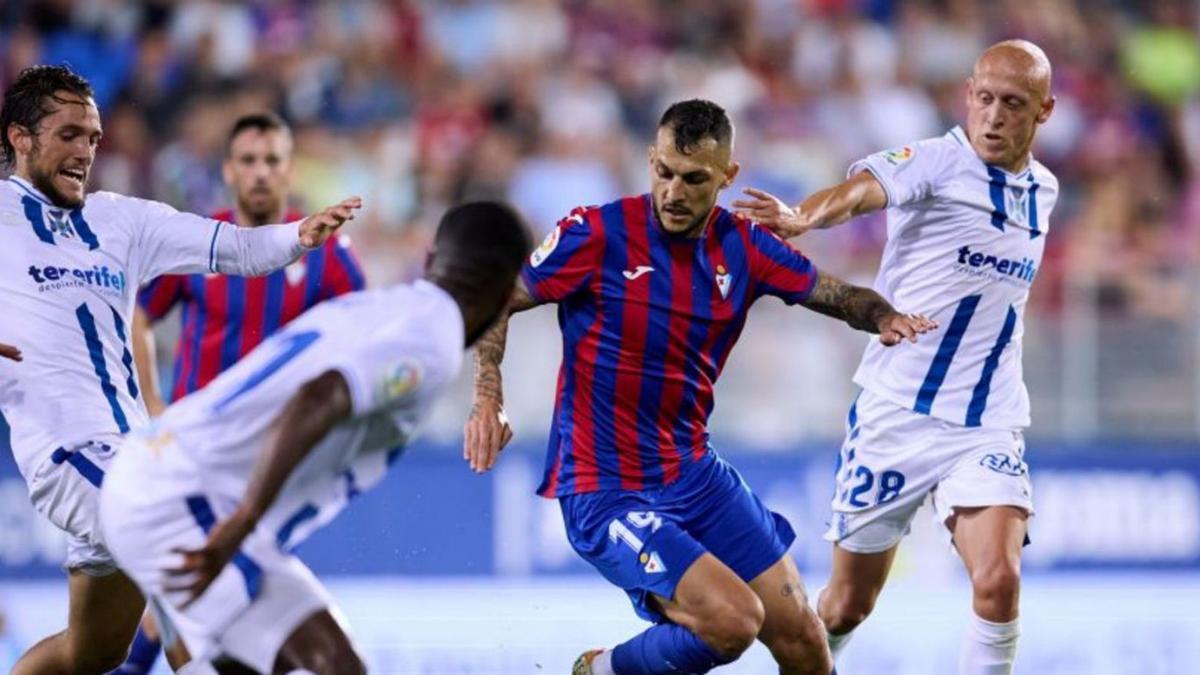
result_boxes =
[238,192,282,226]
[28,142,84,209]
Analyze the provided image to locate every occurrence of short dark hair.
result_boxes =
[658,99,733,154]
[0,64,95,167]
[226,111,290,155]
[434,201,533,283]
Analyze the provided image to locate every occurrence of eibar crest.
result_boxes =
[715,264,731,299]
[640,551,667,574]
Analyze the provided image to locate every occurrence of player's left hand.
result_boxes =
[731,188,810,238]
[165,508,257,607]
[878,312,938,346]
[298,196,362,248]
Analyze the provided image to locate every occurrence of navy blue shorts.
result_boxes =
[560,453,795,623]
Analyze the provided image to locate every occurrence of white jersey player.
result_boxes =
[734,40,1058,675]
[99,201,531,674]
[0,64,359,675]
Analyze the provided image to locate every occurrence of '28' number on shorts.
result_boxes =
[845,467,906,507]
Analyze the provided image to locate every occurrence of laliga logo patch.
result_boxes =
[380,359,423,401]
[715,264,732,299]
[640,551,667,574]
[881,145,914,166]
[530,226,561,268]
[980,452,1027,477]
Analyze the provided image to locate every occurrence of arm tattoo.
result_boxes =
[801,271,895,333]
[473,282,538,406]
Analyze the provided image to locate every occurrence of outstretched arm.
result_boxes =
[802,271,937,346]
[732,170,887,238]
[463,280,539,473]
[165,370,353,603]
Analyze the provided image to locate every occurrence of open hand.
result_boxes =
[164,509,256,607]
[463,397,513,474]
[299,196,362,248]
[731,188,810,238]
[878,313,938,346]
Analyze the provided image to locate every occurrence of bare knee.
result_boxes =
[764,612,833,675]
[820,584,878,636]
[695,588,765,659]
[970,561,1021,620]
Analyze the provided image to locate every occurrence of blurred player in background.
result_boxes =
[133,111,365,416]
[464,99,935,675]
[117,111,365,673]
[735,40,1057,675]
[0,64,359,675]
[99,201,531,675]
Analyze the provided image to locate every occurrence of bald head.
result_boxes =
[964,40,1055,172]
[974,40,1053,100]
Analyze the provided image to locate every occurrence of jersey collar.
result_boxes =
[7,175,60,208]
[947,126,1035,180]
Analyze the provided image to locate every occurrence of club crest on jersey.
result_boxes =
[640,551,667,574]
[715,264,732,299]
[46,210,77,239]
[380,359,423,401]
[530,226,561,268]
[1005,187,1029,228]
[881,146,914,165]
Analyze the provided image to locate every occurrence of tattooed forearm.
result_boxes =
[473,282,539,405]
[801,271,895,333]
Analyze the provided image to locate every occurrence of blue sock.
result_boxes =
[108,625,162,675]
[611,623,731,674]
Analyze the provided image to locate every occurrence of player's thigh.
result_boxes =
[64,566,145,657]
[273,609,366,675]
[950,506,1028,582]
[747,555,825,654]
[653,552,762,638]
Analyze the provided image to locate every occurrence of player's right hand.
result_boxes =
[299,196,362,248]
[878,312,938,346]
[0,343,22,362]
[464,397,513,474]
[732,187,811,238]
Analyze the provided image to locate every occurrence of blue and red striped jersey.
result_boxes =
[137,209,366,401]
[523,194,818,497]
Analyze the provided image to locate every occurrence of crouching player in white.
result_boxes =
[0,64,360,675]
[734,41,1057,674]
[99,202,532,674]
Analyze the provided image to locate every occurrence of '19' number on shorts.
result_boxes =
[608,511,663,552]
[846,467,906,507]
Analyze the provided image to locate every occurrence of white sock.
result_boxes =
[809,585,856,661]
[959,613,1020,675]
[590,649,615,675]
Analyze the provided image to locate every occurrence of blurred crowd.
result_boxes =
[2,0,1199,321]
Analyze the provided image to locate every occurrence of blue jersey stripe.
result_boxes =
[672,249,712,466]
[633,205,674,486]
[51,446,105,488]
[69,210,100,250]
[275,503,319,550]
[75,303,130,433]
[965,305,1018,427]
[986,166,1008,232]
[709,214,752,393]
[914,295,981,415]
[185,277,208,394]
[109,306,139,400]
[185,495,262,599]
[333,243,365,290]
[304,248,326,307]
[262,271,286,338]
[1028,181,1041,239]
[590,201,628,489]
[219,276,246,372]
[21,195,55,245]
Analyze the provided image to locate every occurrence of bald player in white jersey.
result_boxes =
[735,40,1057,674]
[98,201,531,674]
[0,64,360,675]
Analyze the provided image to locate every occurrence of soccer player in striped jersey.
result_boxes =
[734,41,1057,675]
[464,100,935,675]
[0,65,359,675]
[117,112,365,674]
[132,112,365,416]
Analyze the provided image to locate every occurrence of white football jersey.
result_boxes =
[0,177,241,478]
[850,126,1058,429]
[144,280,463,551]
